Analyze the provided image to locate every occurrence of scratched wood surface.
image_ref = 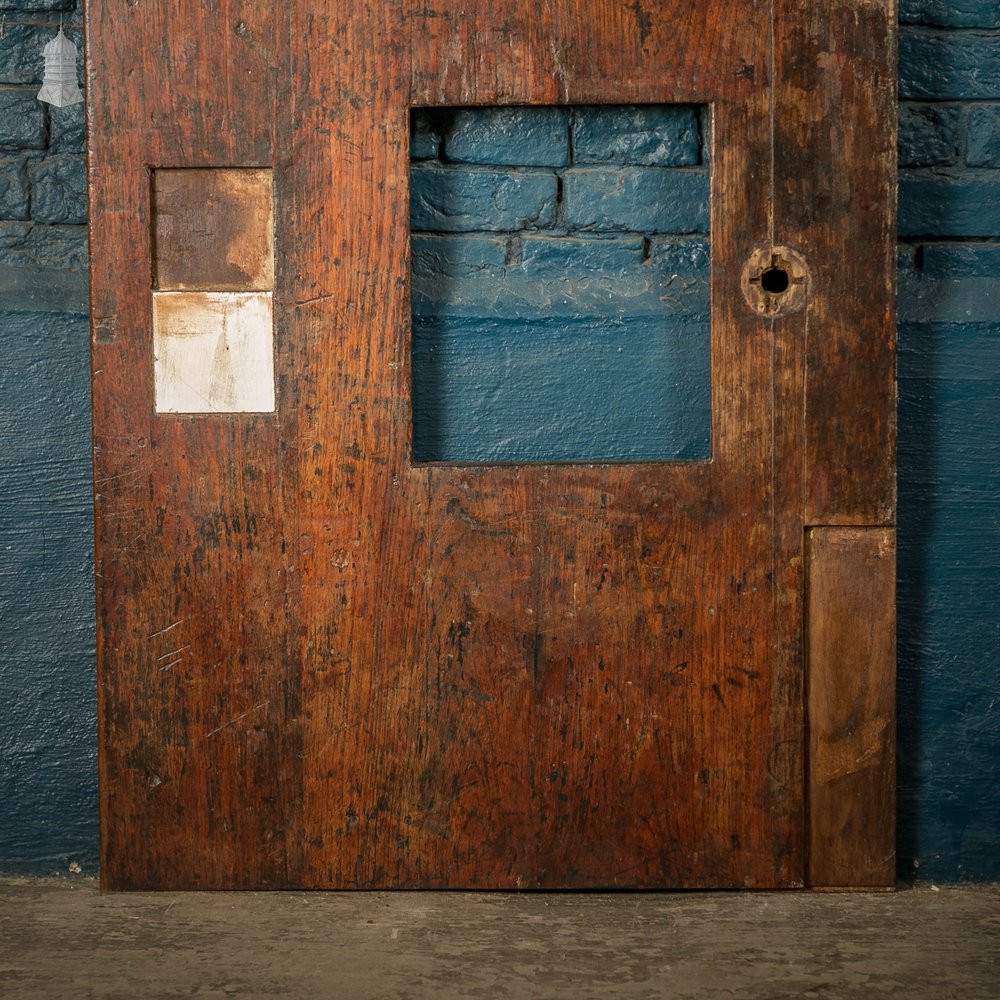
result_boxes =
[87,0,896,889]
[808,528,896,888]
[774,0,898,526]
[87,0,295,889]
[770,0,898,889]
[288,0,795,889]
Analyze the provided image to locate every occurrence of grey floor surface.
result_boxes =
[1,879,998,999]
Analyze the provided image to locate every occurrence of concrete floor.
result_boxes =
[1,880,998,999]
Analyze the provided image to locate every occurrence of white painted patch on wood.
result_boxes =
[153,292,275,413]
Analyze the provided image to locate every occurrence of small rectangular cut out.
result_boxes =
[153,168,274,292]
[410,105,710,464]
[153,291,275,413]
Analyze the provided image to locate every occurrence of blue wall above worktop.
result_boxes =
[1,0,997,882]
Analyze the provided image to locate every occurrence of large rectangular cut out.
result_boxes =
[151,168,275,414]
[410,105,710,463]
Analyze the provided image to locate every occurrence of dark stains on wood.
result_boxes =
[88,0,895,889]
[152,169,274,293]
[774,0,898,526]
[87,0,297,889]
[288,0,796,890]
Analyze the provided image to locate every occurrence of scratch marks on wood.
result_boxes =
[155,644,191,673]
[89,0,293,891]
[205,701,270,739]
[89,0,894,891]
[148,620,183,640]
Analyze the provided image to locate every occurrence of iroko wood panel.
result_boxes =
[287,0,796,889]
[87,0,296,889]
[808,528,896,888]
[87,0,896,889]
[774,0,898,526]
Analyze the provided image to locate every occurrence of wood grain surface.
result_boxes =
[808,528,896,889]
[774,0,898,526]
[87,0,295,889]
[87,0,896,890]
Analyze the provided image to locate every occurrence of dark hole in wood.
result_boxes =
[760,266,790,294]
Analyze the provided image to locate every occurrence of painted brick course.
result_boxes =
[0,219,87,270]
[900,27,1000,98]
[899,171,1000,236]
[411,233,709,323]
[570,105,700,166]
[48,102,85,154]
[0,158,29,219]
[28,153,87,223]
[410,165,558,232]
[409,106,708,236]
[901,0,1000,28]
[562,166,708,233]
[443,106,569,167]
[0,0,76,10]
[0,89,46,150]
[898,103,961,166]
[966,104,1000,165]
[918,240,1000,276]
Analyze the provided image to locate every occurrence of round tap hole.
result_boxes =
[760,266,790,295]
[741,245,809,317]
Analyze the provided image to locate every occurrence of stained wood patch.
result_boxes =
[808,526,896,889]
[153,169,274,292]
[153,291,275,413]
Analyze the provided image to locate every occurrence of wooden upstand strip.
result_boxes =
[807,527,896,889]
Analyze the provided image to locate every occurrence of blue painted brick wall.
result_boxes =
[0,0,94,877]
[1,4,998,881]
[410,106,710,463]
[897,0,1000,882]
